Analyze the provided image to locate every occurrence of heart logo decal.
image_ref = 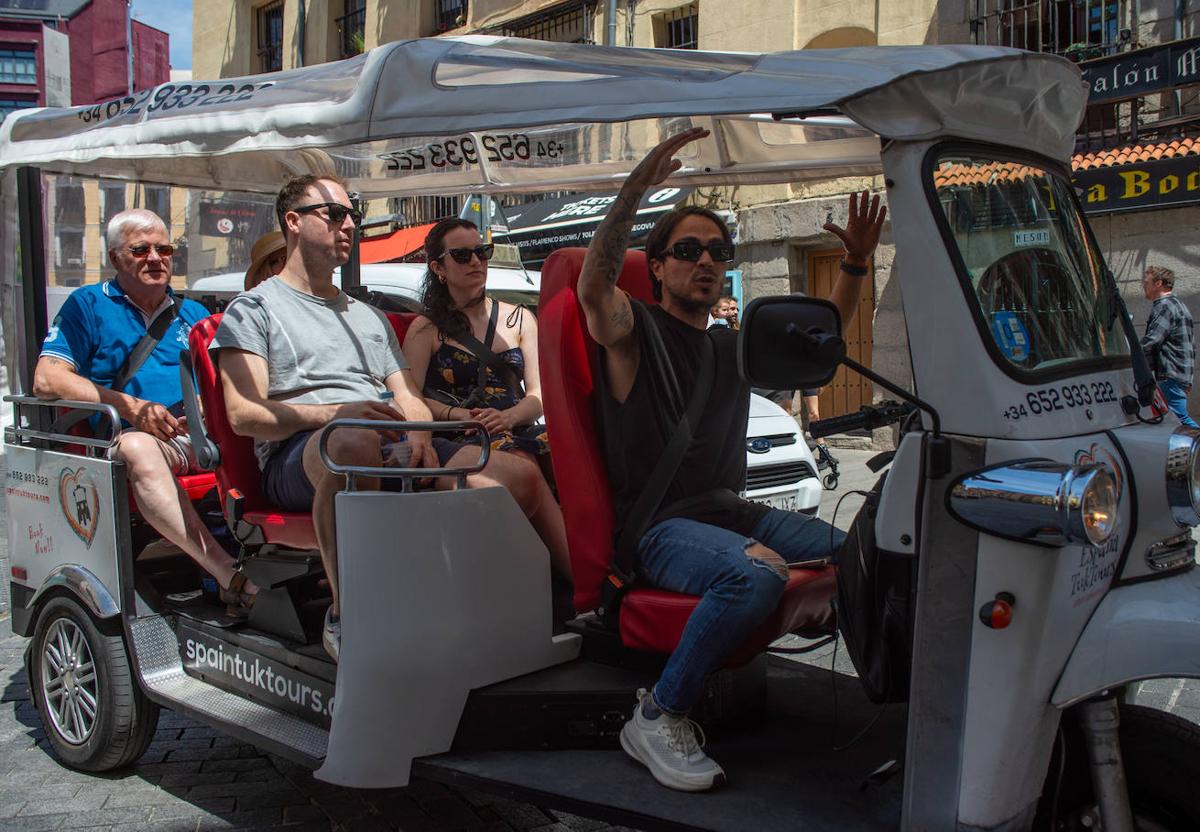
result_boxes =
[1074,443,1123,500]
[58,467,100,548]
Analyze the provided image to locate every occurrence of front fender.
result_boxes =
[28,564,121,623]
[1053,567,1200,707]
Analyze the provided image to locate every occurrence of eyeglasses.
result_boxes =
[663,241,736,263]
[127,243,174,257]
[293,202,363,227]
[438,245,495,265]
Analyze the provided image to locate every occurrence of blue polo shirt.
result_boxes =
[40,280,209,412]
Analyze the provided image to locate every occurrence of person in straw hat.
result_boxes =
[244,230,287,291]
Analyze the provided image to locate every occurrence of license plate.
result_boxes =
[750,491,800,511]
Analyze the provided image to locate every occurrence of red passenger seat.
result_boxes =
[188,311,422,551]
[538,248,836,663]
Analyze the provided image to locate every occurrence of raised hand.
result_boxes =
[823,190,887,265]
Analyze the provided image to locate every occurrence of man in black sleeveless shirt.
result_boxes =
[579,128,886,792]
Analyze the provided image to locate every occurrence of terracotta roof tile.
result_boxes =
[932,138,1200,187]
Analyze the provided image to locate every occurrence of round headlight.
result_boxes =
[1165,427,1200,527]
[1079,468,1118,545]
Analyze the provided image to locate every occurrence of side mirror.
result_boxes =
[738,295,845,390]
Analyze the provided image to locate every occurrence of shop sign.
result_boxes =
[1080,36,1200,104]
[198,200,272,237]
[1074,154,1200,215]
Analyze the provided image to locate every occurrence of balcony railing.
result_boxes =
[969,0,1124,61]
[436,0,468,33]
[338,7,367,58]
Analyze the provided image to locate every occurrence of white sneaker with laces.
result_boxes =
[619,688,726,792]
[322,608,341,662]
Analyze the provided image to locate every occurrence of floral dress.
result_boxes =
[424,340,551,457]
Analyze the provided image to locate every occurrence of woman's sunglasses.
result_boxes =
[438,244,495,265]
[664,241,736,263]
[294,202,364,227]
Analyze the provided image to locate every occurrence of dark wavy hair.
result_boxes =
[421,217,484,340]
[644,206,732,302]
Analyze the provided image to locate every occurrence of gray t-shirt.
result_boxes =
[211,277,405,467]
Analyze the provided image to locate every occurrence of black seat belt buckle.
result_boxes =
[598,572,630,628]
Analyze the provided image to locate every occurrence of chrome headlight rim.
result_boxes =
[1165,426,1200,527]
[948,459,1119,548]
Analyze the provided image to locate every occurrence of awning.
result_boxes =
[360,222,435,264]
[495,186,693,265]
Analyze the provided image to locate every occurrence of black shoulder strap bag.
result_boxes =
[453,299,523,399]
[599,305,716,621]
[111,297,180,395]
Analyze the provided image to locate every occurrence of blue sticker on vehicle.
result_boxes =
[991,311,1029,361]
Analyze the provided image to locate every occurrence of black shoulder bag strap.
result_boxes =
[602,318,715,619]
[111,297,179,394]
[455,299,522,395]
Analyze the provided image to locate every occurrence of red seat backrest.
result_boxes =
[189,314,273,512]
[385,312,419,346]
[538,247,655,612]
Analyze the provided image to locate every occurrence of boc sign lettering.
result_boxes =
[1073,155,1200,215]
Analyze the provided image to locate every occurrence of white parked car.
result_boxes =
[184,263,821,517]
[744,393,823,516]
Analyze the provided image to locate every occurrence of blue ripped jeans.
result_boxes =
[638,509,845,715]
[1159,379,1198,428]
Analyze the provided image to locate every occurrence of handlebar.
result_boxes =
[809,400,915,440]
[317,419,492,491]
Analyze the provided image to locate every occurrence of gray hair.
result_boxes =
[105,209,167,252]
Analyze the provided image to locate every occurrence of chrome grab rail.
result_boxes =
[4,395,121,453]
[317,419,491,491]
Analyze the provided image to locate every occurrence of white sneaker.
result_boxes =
[322,608,340,662]
[619,689,726,792]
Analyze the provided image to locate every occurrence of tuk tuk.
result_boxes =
[2,36,1199,831]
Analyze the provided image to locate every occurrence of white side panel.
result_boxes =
[1053,567,1200,707]
[4,445,121,610]
[875,432,923,554]
[316,486,580,788]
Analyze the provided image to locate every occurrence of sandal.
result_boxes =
[219,571,257,619]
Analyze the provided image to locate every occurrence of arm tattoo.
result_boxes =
[609,303,632,331]
[584,190,643,288]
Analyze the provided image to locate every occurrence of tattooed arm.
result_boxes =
[578,128,709,349]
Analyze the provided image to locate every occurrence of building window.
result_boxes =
[492,0,595,44]
[0,48,37,84]
[658,4,698,50]
[144,186,171,226]
[970,1,1123,60]
[338,0,367,58]
[101,182,127,230]
[56,230,85,282]
[435,0,468,33]
[0,98,36,120]
[257,1,285,73]
[54,180,85,228]
[391,195,462,227]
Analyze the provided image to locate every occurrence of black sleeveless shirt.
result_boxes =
[598,301,769,537]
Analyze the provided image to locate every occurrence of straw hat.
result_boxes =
[244,231,287,291]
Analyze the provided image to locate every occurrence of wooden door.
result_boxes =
[807,249,875,419]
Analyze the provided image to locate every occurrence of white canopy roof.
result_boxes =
[0,37,1086,196]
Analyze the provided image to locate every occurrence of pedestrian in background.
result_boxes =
[1141,265,1197,428]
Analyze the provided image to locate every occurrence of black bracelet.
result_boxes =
[840,259,869,277]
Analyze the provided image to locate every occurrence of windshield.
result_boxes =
[931,152,1129,374]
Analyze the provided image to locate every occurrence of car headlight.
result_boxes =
[949,461,1118,547]
[1165,427,1200,526]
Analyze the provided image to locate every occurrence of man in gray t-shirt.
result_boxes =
[213,174,436,661]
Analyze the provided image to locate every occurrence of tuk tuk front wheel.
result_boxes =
[1037,702,1200,831]
[28,596,159,771]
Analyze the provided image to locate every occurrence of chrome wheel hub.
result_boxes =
[41,618,98,745]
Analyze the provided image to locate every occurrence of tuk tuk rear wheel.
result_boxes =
[28,596,159,771]
[1037,702,1200,831]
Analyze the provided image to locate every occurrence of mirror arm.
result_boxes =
[841,355,950,478]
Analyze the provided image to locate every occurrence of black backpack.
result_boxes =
[834,472,916,704]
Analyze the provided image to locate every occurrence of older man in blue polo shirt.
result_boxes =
[33,208,258,616]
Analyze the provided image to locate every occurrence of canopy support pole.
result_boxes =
[17,166,48,405]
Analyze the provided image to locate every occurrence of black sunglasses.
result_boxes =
[438,245,495,265]
[127,243,174,257]
[664,240,736,263]
[294,202,363,227]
